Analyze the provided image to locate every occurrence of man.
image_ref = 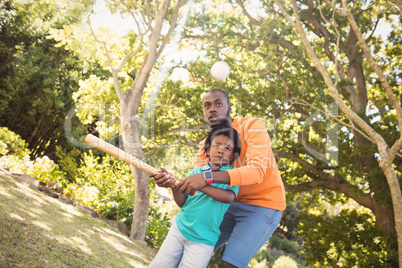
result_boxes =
[152,89,286,268]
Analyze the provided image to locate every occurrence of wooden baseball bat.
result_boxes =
[84,134,197,196]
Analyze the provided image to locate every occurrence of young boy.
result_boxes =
[149,126,241,268]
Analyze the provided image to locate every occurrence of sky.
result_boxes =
[89,0,395,82]
[90,0,197,82]
[90,1,394,43]
[90,1,132,36]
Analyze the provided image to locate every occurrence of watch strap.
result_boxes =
[204,170,213,185]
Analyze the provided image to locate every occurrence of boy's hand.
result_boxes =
[177,173,207,196]
[150,168,177,188]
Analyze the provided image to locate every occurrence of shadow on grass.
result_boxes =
[0,174,156,267]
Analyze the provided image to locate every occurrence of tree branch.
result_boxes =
[120,0,151,34]
[115,35,144,74]
[87,15,124,100]
[340,0,402,162]
[274,0,386,148]
[317,0,343,85]
[389,0,402,9]
[294,100,375,144]
[235,0,262,26]
[156,0,187,58]
[277,151,374,208]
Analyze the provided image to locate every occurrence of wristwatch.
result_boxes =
[204,170,213,185]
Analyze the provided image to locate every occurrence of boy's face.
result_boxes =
[202,91,231,127]
[207,134,235,169]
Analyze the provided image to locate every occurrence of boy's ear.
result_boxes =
[229,153,235,162]
[205,149,210,159]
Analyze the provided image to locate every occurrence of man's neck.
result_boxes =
[210,117,233,128]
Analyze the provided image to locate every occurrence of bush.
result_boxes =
[281,239,299,254]
[0,127,66,188]
[269,235,283,248]
[55,145,81,183]
[0,139,6,155]
[97,191,135,227]
[73,150,134,209]
[0,127,30,157]
[273,256,298,268]
[1,154,66,186]
[297,210,398,266]
[146,204,171,248]
[268,235,300,255]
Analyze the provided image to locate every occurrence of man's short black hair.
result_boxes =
[205,88,230,105]
[203,125,241,161]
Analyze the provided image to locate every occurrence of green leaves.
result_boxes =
[297,210,398,266]
[0,127,30,158]
[0,0,85,157]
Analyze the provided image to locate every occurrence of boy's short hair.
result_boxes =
[203,125,241,161]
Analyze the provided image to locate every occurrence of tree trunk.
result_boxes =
[120,100,150,241]
[129,157,150,241]
[372,202,396,233]
[379,159,402,266]
[130,166,150,241]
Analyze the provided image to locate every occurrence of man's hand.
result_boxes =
[149,168,177,188]
[177,173,207,196]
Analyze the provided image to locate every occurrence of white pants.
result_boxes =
[148,217,214,268]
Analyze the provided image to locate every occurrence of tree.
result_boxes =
[271,0,402,264]
[51,0,191,241]
[0,0,85,158]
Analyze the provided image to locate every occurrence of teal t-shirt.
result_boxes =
[176,163,239,246]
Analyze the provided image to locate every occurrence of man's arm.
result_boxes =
[227,118,271,186]
[177,171,230,196]
[199,185,236,203]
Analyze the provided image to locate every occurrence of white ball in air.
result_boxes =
[210,61,230,81]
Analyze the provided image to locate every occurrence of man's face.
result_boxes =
[202,91,231,127]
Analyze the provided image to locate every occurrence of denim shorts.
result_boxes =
[214,201,282,268]
[149,216,214,268]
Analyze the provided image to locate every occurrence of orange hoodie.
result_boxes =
[195,117,286,211]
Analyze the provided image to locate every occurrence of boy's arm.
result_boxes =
[171,187,187,207]
[199,186,236,203]
[149,168,188,206]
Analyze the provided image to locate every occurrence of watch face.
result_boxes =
[204,171,213,180]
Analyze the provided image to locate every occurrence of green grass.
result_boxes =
[0,173,157,267]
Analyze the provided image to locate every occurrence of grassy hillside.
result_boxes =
[0,172,157,267]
